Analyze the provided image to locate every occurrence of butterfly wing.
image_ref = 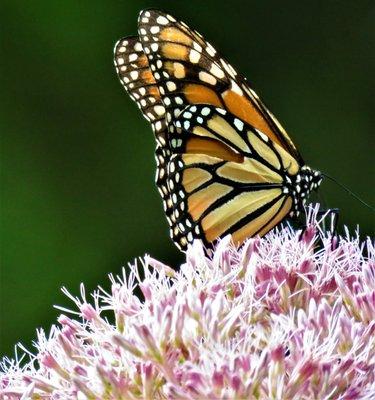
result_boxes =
[137,9,303,163]
[114,36,186,244]
[113,36,166,142]
[114,10,318,250]
[168,105,294,247]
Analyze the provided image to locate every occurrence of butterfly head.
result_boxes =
[288,166,322,217]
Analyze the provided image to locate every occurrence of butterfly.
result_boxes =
[114,9,322,251]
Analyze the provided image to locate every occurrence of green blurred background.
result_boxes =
[1,1,374,358]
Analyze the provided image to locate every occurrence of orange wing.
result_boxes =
[137,9,302,163]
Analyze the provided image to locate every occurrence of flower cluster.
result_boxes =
[1,208,374,399]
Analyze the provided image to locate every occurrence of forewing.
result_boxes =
[137,9,302,162]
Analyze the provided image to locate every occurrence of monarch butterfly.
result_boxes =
[114,9,322,251]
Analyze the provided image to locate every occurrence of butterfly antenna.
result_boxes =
[322,172,375,212]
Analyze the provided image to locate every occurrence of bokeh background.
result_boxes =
[1,1,374,358]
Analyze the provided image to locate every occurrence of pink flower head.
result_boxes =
[1,206,374,399]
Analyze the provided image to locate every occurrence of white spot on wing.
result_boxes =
[234,118,244,131]
[199,71,217,85]
[134,42,143,52]
[166,81,177,91]
[154,105,165,116]
[258,130,269,142]
[231,80,243,95]
[206,43,216,57]
[189,49,201,63]
[210,64,225,79]
[201,107,210,116]
[150,26,160,34]
[129,53,138,62]
[130,71,138,80]
[156,16,169,25]
[193,42,203,52]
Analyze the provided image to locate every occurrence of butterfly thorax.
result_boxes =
[286,166,322,217]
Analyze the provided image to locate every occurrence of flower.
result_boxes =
[1,207,374,399]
